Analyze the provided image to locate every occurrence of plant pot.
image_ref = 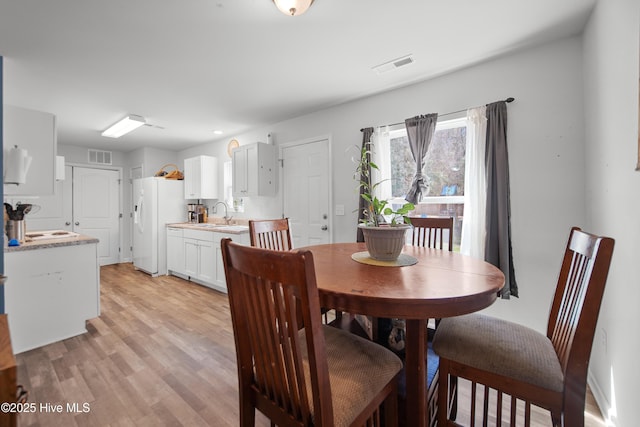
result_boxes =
[358,224,410,261]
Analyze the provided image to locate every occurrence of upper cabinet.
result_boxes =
[184,155,218,200]
[232,142,276,197]
[3,105,57,196]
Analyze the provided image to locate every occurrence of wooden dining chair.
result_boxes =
[248,218,293,251]
[408,217,454,251]
[249,218,338,324]
[221,238,403,427]
[407,217,454,337]
[433,227,615,427]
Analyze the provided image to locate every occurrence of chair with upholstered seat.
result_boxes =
[408,217,454,251]
[221,238,403,427]
[249,218,293,251]
[433,227,614,427]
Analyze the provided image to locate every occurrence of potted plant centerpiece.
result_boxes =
[355,143,415,261]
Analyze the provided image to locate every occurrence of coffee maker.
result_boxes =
[187,203,206,223]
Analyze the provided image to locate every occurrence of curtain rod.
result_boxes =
[369,97,515,131]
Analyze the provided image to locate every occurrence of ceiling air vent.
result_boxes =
[88,149,112,165]
[372,54,415,74]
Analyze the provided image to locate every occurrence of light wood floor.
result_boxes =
[14,263,606,426]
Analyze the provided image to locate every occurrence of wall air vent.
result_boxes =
[88,149,112,165]
[372,54,415,74]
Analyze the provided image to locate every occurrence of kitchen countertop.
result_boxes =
[5,232,99,253]
[167,222,249,234]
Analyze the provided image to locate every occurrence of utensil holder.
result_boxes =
[6,220,26,242]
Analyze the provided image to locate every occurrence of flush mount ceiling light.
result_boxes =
[101,115,146,138]
[273,0,314,16]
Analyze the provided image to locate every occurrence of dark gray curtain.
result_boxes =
[356,127,374,242]
[404,114,438,204]
[484,101,518,298]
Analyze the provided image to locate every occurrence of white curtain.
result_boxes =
[460,106,487,258]
[371,127,392,201]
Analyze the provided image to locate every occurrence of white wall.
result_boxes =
[196,37,587,335]
[583,1,640,425]
[58,143,127,167]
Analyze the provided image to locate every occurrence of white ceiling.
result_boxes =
[0,0,596,152]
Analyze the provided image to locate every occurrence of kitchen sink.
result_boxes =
[215,225,249,232]
[188,223,248,232]
[190,223,221,228]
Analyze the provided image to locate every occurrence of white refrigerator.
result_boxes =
[133,177,184,276]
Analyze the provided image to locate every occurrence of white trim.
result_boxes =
[588,370,615,426]
[278,134,333,244]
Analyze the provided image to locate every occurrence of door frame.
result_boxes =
[68,162,124,264]
[279,134,333,244]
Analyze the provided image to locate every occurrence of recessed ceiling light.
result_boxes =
[213,130,224,135]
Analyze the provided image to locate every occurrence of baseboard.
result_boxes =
[588,370,615,426]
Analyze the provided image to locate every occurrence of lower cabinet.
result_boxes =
[184,237,215,284]
[167,227,185,274]
[4,242,100,354]
[167,227,249,293]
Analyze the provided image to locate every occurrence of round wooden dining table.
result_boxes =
[303,242,505,427]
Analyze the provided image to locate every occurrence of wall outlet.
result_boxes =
[599,328,608,354]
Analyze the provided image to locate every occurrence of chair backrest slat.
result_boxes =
[547,227,614,386]
[221,239,333,426]
[409,217,454,251]
[249,219,293,251]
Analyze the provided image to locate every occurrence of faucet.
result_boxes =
[213,201,233,225]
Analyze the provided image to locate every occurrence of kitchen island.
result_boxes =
[4,231,100,353]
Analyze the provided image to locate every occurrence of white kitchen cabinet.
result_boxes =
[211,231,251,290]
[183,229,218,289]
[184,155,218,199]
[4,241,100,353]
[3,105,57,196]
[184,237,215,284]
[184,238,199,277]
[167,227,185,275]
[232,142,276,197]
[166,226,249,293]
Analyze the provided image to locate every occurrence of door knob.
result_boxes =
[321,225,328,231]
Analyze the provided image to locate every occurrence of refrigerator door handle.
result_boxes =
[134,196,144,233]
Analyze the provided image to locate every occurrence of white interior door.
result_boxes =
[73,167,120,265]
[282,138,330,247]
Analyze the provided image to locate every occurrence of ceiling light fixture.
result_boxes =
[101,115,146,138]
[273,0,314,16]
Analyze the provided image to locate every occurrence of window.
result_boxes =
[373,117,467,249]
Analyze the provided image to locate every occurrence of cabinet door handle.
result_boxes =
[75,222,80,226]
[65,222,71,226]
[321,225,328,231]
